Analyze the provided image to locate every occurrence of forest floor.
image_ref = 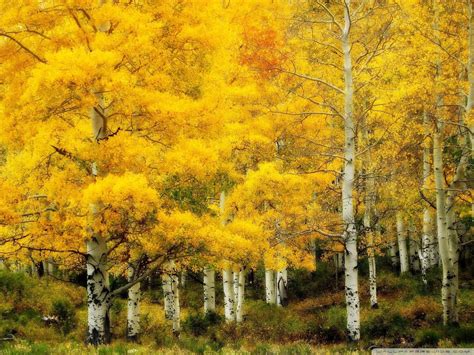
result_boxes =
[0,260,473,354]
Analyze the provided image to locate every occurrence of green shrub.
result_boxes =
[183,311,223,336]
[362,309,409,339]
[446,325,474,344]
[0,271,28,299]
[416,329,441,347]
[51,299,76,334]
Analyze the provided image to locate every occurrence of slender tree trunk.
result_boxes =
[162,262,174,319]
[408,223,420,272]
[235,270,245,323]
[433,130,455,325]
[171,268,181,335]
[86,236,111,345]
[265,269,276,304]
[127,267,141,341]
[86,90,111,345]
[219,191,235,322]
[276,269,288,307]
[396,213,409,274]
[389,231,400,270]
[341,1,360,341]
[180,272,186,288]
[162,261,180,334]
[233,270,239,306]
[222,269,235,321]
[203,268,216,313]
[362,119,377,309]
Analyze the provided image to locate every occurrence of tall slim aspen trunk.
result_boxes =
[162,265,174,320]
[421,111,437,279]
[341,1,360,341]
[362,118,377,309]
[127,267,140,340]
[203,268,216,313]
[219,191,235,321]
[408,223,420,272]
[235,270,245,323]
[162,261,180,334]
[233,270,239,305]
[433,129,454,325]
[265,269,276,304]
[86,235,111,345]
[396,213,409,274]
[87,92,111,345]
[171,269,181,334]
[222,269,235,321]
[86,2,111,345]
[276,269,288,307]
[389,225,399,270]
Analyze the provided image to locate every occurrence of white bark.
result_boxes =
[362,119,377,309]
[408,224,420,272]
[233,270,239,306]
[162,261,180,334]
[265,269,276,304]
[222,269,235,321]
[171,269,180,334]
[396,213,409,274]
[341,1,360,341]
[127,267,141,340]
[86,90,110,345]
[203,268,216,313]
[86,236,110,345]
[433,130,454,325]
[276,269,288,307]
[235,270,245,323]
[389,235,399,269]
[162,270,173,320]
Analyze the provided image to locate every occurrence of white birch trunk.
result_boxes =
[422,111,438,272]
[265,269,276,304]
[235,270,245,323]
[162,264,174,321]
[171,269,180,334]
[86,89,110,345]
[86,236,110,345]
[127,267,141,340]
[433,130,455,325]
[408,225,420,272]
[222,269,235,321]
[162,261,180,334]
[341,1,360,341]
[362,120,377,309]
[420,208,433,285]
[396,213,409,274]
[389,236,399,269]
[276,269,288,307]
[203,268,216,313]
[233,270,239,307]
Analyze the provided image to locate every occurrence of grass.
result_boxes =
[0,265,472,354]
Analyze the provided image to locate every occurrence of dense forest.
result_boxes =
[0,0,472,353]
